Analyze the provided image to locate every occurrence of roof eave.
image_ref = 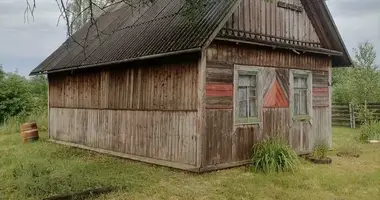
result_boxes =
[30,47,202,75]
[321,0,352,67]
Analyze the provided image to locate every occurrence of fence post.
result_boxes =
[349,103,353,128]
[364,100,368,124]
[353,103,356,129]
[349,103,356,129]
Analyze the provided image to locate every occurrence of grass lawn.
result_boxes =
[1,127,380,200]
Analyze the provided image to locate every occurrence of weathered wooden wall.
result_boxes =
[48,59,199,167]
[50,108,197,165]
[202,41,331,167]
[220,0,320,47]
[49,63,198,110]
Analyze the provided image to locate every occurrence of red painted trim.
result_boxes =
[263,80,289,108]
[206,84,233,97]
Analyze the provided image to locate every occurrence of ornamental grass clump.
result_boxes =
[251,138,300,173]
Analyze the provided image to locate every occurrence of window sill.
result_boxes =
[235,122,261,126]
[235,117,260,125]
[292,115,311,121]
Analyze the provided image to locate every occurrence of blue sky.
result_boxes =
[0,0,379,76]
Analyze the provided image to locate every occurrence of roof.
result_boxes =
[301,0,352,67]
[31,0,351,75]
[31,0,241,75]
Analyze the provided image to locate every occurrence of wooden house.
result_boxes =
[31,0,351,172]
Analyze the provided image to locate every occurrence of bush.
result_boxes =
[312,143,328,159]
[251,138,300,173]
[0,67,47,134]
[356,104,376,124]
[359,120,380,142]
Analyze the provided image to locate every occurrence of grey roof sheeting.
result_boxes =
[31,0,352,74]
[31,0,240,74]
[301,0,352,67]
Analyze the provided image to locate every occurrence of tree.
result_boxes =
[333,42,380,104]
[67,0,112,35]
[0,70,31,122]
[353,41,378,69]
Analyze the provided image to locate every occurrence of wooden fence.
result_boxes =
[332,102,380,128]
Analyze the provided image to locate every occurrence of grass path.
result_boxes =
[0,127,379,199]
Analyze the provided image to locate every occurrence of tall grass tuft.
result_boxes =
[251,138,300,173]
[252,138,300,173]
[359,120,380,142]
[0,110,48,135]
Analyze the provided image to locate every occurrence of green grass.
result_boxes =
[0,127,380,200]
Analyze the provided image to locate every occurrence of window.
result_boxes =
[236,71,258,123]
[293,75,308,115]
[291,70,312,121]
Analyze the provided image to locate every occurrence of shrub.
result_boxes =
[356,104,376,124]
[312,143,329,159]
[359,120,380,142]
[251,138,300,173]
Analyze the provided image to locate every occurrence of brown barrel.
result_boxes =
[20,122,39,143]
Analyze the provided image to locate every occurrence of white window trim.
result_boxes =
[233,65,263,125]
[289,69,313,124]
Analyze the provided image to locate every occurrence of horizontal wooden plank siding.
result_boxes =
[221,0,320,46]
[201,40,332,168]
[207,41,331,71]
[50,108,198,165]
[49,61,198,110]
[312,71,329,107]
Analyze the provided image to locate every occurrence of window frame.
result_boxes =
[290,69,312,121]
[234,65,262,125]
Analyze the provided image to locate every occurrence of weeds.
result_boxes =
[0,110,47,135]
[312,143,329,159]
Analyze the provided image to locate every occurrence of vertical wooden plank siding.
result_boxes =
[202,41,332,167]
[197,51,207,168]
[49,58,199,167]
[222,0,320,44]
[49,63,198,110]
[50,108,197,165]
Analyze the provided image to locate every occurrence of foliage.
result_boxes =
[353,42,378,69]
[0,72,31,123]
[312,143,329,159]
[251,138,300,173]
[67,0,111,34]
[356,104,376,124]
[359,120,380,142]
[333,42,380,104]
[0,67,47,134]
